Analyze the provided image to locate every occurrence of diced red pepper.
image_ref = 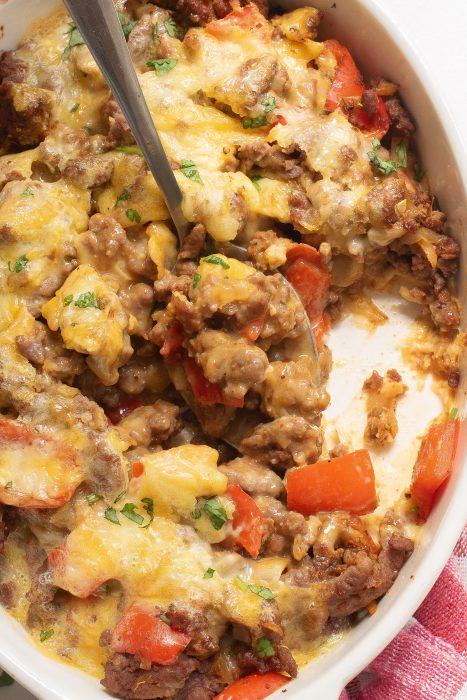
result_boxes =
[227,485,265,558]
[324,39,364,111]
[313,312,331,353]
[285,245,331,326]
[287,449,378,515]
[411,418,460,522]
[206,4,268,39]
[239,315,266,342]
[160,320,185,364]
[111,602,191,665]
[270,114,287,127]
[132,461,144,478]
[350,96,390,140]
[213,672,288,700]
[105,397,143,425]
[183,356,244,408]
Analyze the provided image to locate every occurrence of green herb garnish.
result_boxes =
[114,490,127,504]
[21,186,34,197]
[5,481,12,489]
[126,208,142,224]
[147,58,178,76]
[367,150,397,175]
[40,629,54,643]
[191,506,202,520]
[160,613,171,625]
[164,19,179,37]
[256,637,275,658]
[121,502,144,526]
[8,254,28,273]
[180,159,203,185]
[262,96,276,113]
[116,187,131,205]
[70,103,80,113]
[233,576,249,592]
[63,294,73,306]
[62,23,84,60]
[203,497,228,530]
[141,497,154,528]
[0,672,14,687]
[116,145,143,156]
[204,568,215,579]
[449,407,459,420]
[249,175,263,191]
[203,254,230,270]
[395,141,408,168]
[118,12,138,38]
[104,507,120,525]
[74,291,99,309]
[152,23,159,40]
[86,493,103,505]
[193,272,201,288]
[242,115,268,129]
[247,584,275,600]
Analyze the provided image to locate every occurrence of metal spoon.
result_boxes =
[63,0,320,440]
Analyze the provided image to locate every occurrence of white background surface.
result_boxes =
[1,0,466,698]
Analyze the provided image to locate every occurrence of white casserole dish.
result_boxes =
[0,0,466,698]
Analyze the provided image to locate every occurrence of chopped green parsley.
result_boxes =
[63,294,73,306]
[40,629,54,643]
[449,407,459,420]
[262,96,276,113]
[121,502,144,526]
[116,187,131,205]
[203,568,215,579]
[193,272,201,288]
[164,19,179,37]
[126,208,142,224]
[242,115,268,129]
[147,58,178,76]
[5,481,12,490]
[74,291,99,309]
[203,497,228,530]
[203,254,230,269]
[86,493,103,505]
[116,145,143,156]
[180,159,203,185]
[62,24,84,60]
[141,497,155,528]
[8,254,28,273]
[118,12,138,38]
[104,507,120,525]
[160,613,171,625]
[21,186,34,197]
[249,175,263,191]
[256,637,275,658]
[190,506,202,520]
[70,103,80,113]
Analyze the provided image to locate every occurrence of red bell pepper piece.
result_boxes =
[183,356,244,408]
[313,312,331,353]
[227,485,265,558]
[105,397,143,425]
[285,245,331,326]
[411,418,460,522]
[239,315,266,342]
[213,672,288,700]
[287,449,377,515]
[324,39,364,111]
[160,320,185,364]
[111,602,191,665]
[350,96,390,140]
[206,4,268,39]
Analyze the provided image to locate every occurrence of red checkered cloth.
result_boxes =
[340,528,467,700]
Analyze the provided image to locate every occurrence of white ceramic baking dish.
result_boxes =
[0,0,466,698]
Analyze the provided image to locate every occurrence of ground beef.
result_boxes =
[260,357,329,424]
[435,235,461,277]
[26,566,58,628]
[155,272,193,302]
[384,96,415,136]
[0,50,28,84]
[156,0,268,27]
[237,643,297,678]
[236,141,304,179]
[366,176,406,228]
[128,7,175,71]
[428,285,461,330]
[178,224,206,261]
[0,82,54,149]
[363,369,407,445]
[188,329,269,402]
[361,88,379,117]
[0,582,15,609]
[102,653,200,699]
[166,606,220,659]
[252,273,307,348]
[63,155,114,189]
[16,322,85,382]
[117,400,181,447]
[102,99,134,146]
[288,188,315,231]
[219,457,284,497]
[173,666,225,700]
[256,496,306,538]
[240,416,322,469]
[247,230,293,272]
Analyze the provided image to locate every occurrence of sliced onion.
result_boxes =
[401,227,443,268]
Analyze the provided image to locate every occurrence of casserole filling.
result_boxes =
[0,1,462,698]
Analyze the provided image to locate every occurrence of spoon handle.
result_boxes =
[63,0,188,242]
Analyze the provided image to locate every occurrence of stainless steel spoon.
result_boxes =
[63,0,320,424]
